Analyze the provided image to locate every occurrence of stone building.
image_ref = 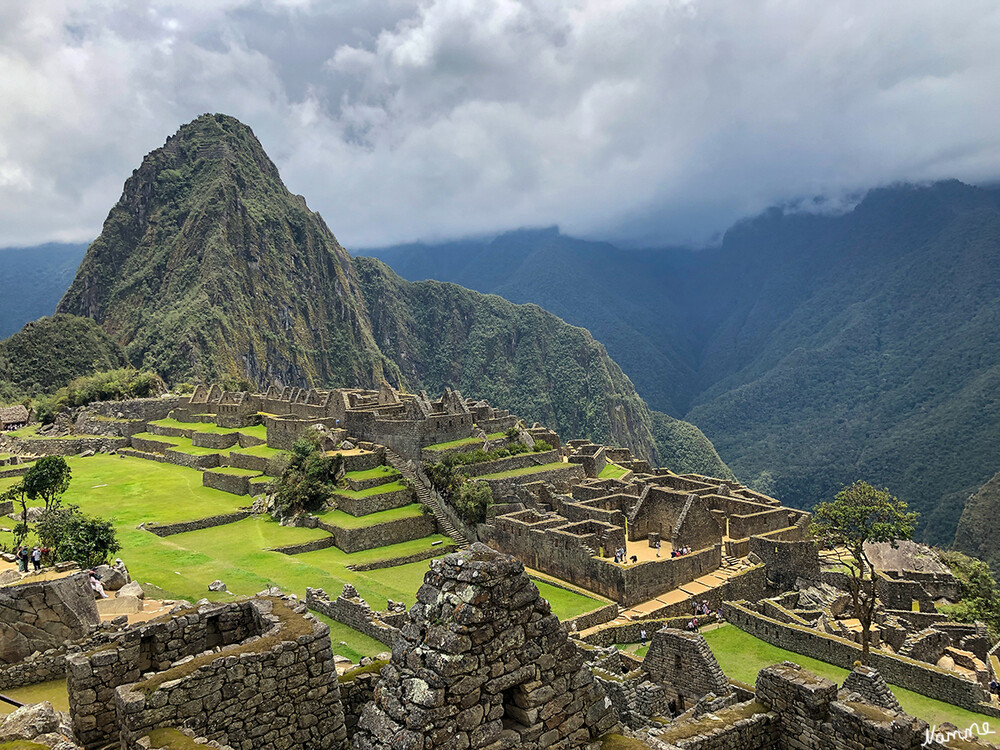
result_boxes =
[352,543,620,750]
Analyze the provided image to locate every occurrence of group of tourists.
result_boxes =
[613,547,638,564]
[14,545,43,572]
[671,545,693,557]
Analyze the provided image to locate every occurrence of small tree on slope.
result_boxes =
[810,481,917,664]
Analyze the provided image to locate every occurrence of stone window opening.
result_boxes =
[501,684,533,734]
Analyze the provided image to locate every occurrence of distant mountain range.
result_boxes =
[0,113,729,478]
[364,181,1000,545]
[7,116,1000,544]
[0,243,86,339]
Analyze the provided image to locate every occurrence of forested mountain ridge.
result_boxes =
[366,181,1000,543]
[40,113,730,476]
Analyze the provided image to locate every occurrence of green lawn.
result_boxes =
[229,444,287,459]
[204,467,262,477]
[423,432,505,451]
[332,480,409,500]
[316,503,425,529]
[703,624,998,732]
[344,466,401,482]
[599,463,628,479]
[532,579,603,619]
[477,462,569,480]
[149,418,268,440]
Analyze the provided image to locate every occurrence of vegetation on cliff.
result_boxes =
[0,314,126,396]
[366,182,1000,542]
[48,113,727,471]
[952,471,1000,577]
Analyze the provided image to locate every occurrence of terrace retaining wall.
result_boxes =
[143,511,251,537]
[317,513,437,554]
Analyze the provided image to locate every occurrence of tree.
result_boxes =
[37,505,120,568]
[22,456,71,510]
[937,550,1000,640]
[1,481,29,549]
[811,481,917,664]
[269,433,343,519]
[452,479,493,525]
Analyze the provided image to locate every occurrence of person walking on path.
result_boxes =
[31,546,41,571]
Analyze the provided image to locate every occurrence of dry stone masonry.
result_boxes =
[352,543,620,750]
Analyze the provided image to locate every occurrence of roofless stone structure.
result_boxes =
[352,543,620,750]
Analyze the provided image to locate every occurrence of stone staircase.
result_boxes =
[384,448,470,549]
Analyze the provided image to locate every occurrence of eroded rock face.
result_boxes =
[0,572,99,664]
[352,543,619,750]
[0,700,78,748]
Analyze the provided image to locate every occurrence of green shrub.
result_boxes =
[452,480,493,525]
[270,433,343,519]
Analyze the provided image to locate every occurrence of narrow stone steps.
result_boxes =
[384,448,470,549]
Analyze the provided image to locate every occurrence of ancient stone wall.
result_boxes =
[0,573,99,665]
[351,544,620,750]
[202,469,259,496]
[3,435,129,456]
[316,513,436,553]
[83,397,187,422]
[0,646,68,690]
[723,601,996,715]
[74,416,148,438]
[480,462,585,496]
[643,629,731,709]
[113,599,348,750]
[671,495,723,552]
[143,512,251,537]
[458,449,561,478]
[748,535,820,589]
[332,487,414,516]
[305,586,403,649]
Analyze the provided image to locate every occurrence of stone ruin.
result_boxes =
[352,543,620,750]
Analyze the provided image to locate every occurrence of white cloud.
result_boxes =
[1,0,1000,249]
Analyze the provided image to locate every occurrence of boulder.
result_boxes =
[208,580,227,592]
[92,560,129,591]
[0,568,22,586]
[78,449,95,458]
[0,700,61,740]
[116,581,144,599]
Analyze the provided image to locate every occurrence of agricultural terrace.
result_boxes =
[0,454,601,660]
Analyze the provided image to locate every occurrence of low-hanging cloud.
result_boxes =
[2,0,1000,249]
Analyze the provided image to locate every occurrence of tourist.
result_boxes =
[89,569,108,599]
[640,629,647,647]
[17,546,29,573]
[31,546,41,571]
[716,607,724,622]
[655,539,661,557]
[991,678,1000,702]
[686,618,697,631]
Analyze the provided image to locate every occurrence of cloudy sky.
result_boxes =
[3,0,1000,250]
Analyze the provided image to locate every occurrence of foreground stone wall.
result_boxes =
[352,544,620,750]
[0,573,99,665]
[114,599,347,750]
[643,629,731,709]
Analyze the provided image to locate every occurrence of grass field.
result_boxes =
[702,624,998,732]
[477,461,569,480]
[423,432,505,451]
[0,454,599,660]
[331,481,409,500]
[599,463,628,479]
[315,503,425,529]
[343,466,401,482]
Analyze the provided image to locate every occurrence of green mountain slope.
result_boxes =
[953,471,1000,576]
[58,113,393,389]
[0,314,127,393]
[0,243,87,338]
[50,114,728,473]
[365,182,1000,542]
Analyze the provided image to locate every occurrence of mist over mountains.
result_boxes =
[4,119,1000,545]
[365,180,1000,544]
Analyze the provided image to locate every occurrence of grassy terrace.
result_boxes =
[423,432,506,451]
[703,624,998,733]
[230,444,287,459]
[333,480,409,499]
[1,454,607,659]
[204,466,262,477]
[149,418,268,440]
[315,503,425,528]
[599,463,628,479]
[477,461,570,480]
[344,466,401,481]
